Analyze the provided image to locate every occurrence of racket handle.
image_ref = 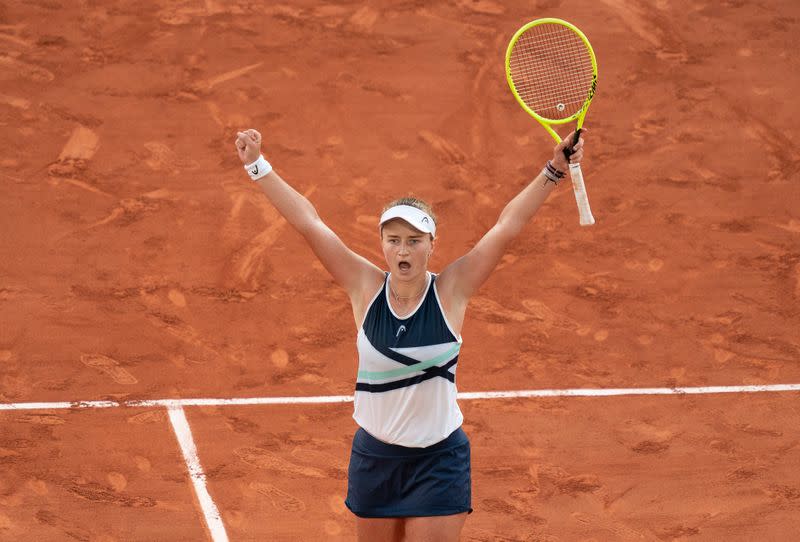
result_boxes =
[568,163,596,226]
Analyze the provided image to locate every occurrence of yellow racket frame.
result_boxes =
[505,18,598,144]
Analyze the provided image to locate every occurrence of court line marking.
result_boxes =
[167,405,229,542]
[2,383,800,411]
[3,383,799,542]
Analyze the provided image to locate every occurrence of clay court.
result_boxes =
[2,0,799,540]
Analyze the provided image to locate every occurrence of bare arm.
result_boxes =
[439,133,585,302]
[235,129,383,299]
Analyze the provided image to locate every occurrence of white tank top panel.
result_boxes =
[353,272,463,448]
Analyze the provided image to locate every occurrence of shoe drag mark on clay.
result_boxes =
[144,312,223,359]
[249,482,306,512]
[58,478,156,507]
[80,354,138,385]
[0,54,54,82]
[234,447,326,478]
[0,24,33,49]
[596,0,690,63]
[196,63,263,92]
[47,125,114,198]
[223,184,317,290]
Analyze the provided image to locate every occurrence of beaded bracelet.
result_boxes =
[542,160,566,185]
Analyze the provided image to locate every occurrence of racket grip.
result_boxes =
[563,128,582,160]
[568,163,595,226]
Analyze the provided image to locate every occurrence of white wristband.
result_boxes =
[244,155,272,181]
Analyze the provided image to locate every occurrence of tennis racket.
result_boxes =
[505,18,598,226]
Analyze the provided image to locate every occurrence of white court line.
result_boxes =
[129,394,355,408]
[0,400,121,411]
[1,384,800,411]
[456,383,800,399]
[167,405,229,542]
[2,383,800,542]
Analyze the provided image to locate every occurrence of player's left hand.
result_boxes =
[551,130,585,172]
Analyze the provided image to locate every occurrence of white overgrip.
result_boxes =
[568,163,595,226]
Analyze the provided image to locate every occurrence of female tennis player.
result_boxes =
[235,128,584,541]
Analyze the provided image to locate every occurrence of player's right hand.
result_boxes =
[235,129,262,164]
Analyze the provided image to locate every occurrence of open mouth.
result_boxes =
[398,261,411,271]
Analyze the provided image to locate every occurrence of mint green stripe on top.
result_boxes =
[357,343,461,380]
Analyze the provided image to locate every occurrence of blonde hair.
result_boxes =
[381,196,437,224]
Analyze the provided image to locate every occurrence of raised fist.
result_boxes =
[235,129,262,165]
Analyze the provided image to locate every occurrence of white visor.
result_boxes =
[379,205,436,239]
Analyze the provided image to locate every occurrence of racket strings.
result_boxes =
[512,28,592,109]
[509,24,594,120]
[512,30,591,113]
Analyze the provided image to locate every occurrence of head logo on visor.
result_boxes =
[379,205,436,239]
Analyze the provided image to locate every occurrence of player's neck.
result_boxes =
[389,273,428,302]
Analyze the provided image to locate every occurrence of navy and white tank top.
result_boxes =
[353,271,463,448]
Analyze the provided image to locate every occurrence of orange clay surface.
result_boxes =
[1,1,799,541]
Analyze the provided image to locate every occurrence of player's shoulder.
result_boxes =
[432,264,463,302]
[351,268,386,314]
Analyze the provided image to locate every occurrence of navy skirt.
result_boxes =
[345,427,472,518]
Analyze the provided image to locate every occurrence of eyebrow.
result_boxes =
[385,234,424,239]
